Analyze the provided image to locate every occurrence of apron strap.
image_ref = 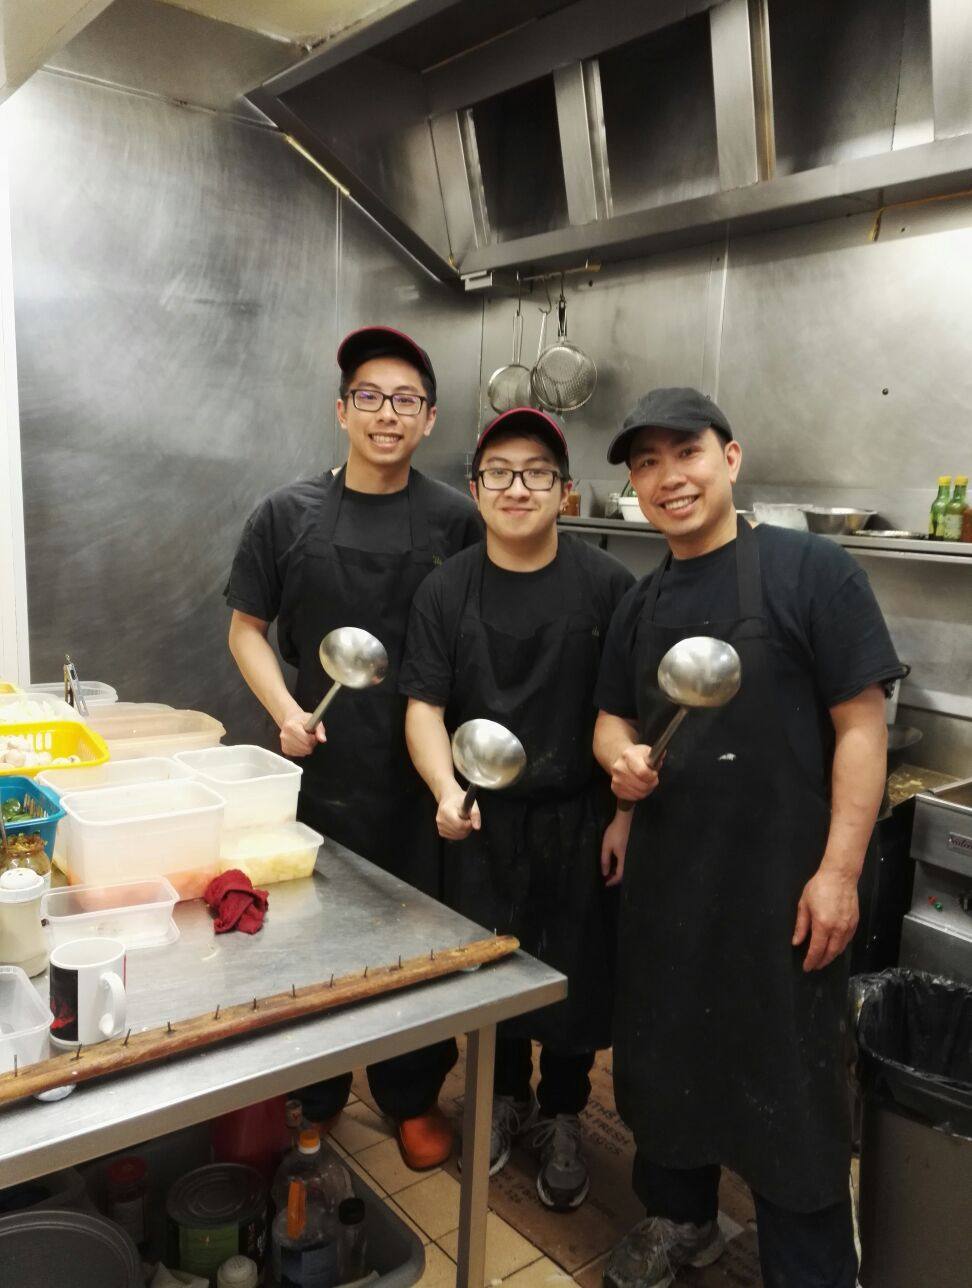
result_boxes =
[468,532,594,619]
[644,514,764,623]
[316,465,432,552]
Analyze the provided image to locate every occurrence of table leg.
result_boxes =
[456,1023,496,1288]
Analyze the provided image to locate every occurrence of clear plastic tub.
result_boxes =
[60,780,224,901]
[0,964,52,1073]
[0,693,80,724]
[174,745,301,830]
[86,710,225,760]
[218,821,322,886]
[42,877,179,950]
[38,760,195,874]
[28,680,118,706]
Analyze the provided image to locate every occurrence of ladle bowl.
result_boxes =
[303,627,389,732]
[452,719,527,819]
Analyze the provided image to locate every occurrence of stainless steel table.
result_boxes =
[1,840,566,1287]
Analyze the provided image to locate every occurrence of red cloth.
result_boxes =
[204,869,269,934]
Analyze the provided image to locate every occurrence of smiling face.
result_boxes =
[337,355,436,472]
[628,425,742,555]
[471,433,569,547]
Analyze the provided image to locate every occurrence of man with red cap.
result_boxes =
[400,407,634,1210]
[225,327,480,1168]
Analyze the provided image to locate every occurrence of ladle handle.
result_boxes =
[304,681,342,733]
[458,784,478,820]
[616,707,688,812]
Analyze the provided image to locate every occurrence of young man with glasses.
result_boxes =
[400,407,634,1210]
[225,327,481,1168]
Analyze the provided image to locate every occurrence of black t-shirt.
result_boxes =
[224,469,482,624]
[595,525,907,723]
[400,534,635,707]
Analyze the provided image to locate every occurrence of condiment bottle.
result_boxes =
[0,831,51,885]
[105,1155,149,1251]
[0,868,48,976]
[941,475,968,542]
[929,475,951,538]
[337,1197,367,1284]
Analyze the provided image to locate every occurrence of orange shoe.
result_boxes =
[396,1104,454,1170]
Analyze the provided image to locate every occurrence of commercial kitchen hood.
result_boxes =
[245,0,972,291]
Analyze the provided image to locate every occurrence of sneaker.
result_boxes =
[603,1216,725,1288]
[487,1094,538,1176]
[396,1104,454,1170]
[529,1114,589,1211]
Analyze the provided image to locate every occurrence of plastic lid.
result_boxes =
[0,868,44,902]
[338,1197,365,1226]
[298,1129,321,1154]
[217,1254,258,1287]
[106,1155,147,1186]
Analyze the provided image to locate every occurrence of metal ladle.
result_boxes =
[452,719,527,819]
[618,635,742,811]
[303,627,389,733]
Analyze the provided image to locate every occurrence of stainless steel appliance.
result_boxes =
[900,778,972,984]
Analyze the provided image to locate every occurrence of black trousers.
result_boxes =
[494,1037,595,1117]
[633,1155,858,1288]
[297,1039,458,1124]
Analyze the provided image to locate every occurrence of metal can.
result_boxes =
[166,1163,268,1284]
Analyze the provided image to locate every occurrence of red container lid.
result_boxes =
[106,1156,147,1186]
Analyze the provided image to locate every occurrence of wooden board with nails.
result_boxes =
[0,935,519,1107]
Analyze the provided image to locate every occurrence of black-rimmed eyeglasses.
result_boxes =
[348,388,428,416]
[476,468,565,491]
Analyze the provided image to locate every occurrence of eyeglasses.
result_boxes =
[348,388,427,416]
[476,468,564,492]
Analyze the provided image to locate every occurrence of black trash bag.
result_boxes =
[852,969,972,1137]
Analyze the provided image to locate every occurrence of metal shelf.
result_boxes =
[559,516,972,564]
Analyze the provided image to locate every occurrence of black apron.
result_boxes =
[444,538,617,1051]
[277,469,440,896]
[613,518,851,1212]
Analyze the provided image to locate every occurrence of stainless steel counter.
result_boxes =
[3,839,566,1287]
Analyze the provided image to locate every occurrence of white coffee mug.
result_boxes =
[49,936,127,1047]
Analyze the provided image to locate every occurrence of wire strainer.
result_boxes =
[487,293,532,413]
[530,280,597,413]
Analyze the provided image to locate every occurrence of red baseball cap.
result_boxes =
[473,406,569,471]
[337,326,436,397]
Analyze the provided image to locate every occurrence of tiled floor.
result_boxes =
[335,1044,772,1288]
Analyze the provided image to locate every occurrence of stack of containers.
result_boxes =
[83,709,225,761]
[173,747,322,887]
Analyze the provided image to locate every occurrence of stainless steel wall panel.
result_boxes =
[336,198,484,487]
[709,0,762,189]
[7,72,343,743]
[769,0,919,176]
[930,0,972,139]
[553,62,599,227]
[429,111,482,260]
[46,0,300,120]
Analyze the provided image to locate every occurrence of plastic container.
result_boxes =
[175,745,301,830]
[271,1180,339,1288]
[211,1096,291,1183]
[87,710,225,761]
[218,822,323,887]
[59,780,224,901]
[0,869,48,976]
[271,1131,353,1216]
[0,775,65,859]
[28,680,119,706]
[330,1144,423,1288]
[0,963,53,1073]
[105,1155,149,1251]
[42,877,179,950]
[0,719,110,778]
[0,693,80,723]
[0,1210,141,1288]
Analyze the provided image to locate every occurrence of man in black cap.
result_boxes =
[593,389,904,1287]
[400,407,634,1210]
[225,327,481,1168]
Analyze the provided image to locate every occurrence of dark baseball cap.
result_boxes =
[472,406,569,472]
[337,326,436,398]
[607,387,733,464]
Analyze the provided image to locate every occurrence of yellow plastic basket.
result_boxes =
[0,681,21,694]
[0,719,110,777]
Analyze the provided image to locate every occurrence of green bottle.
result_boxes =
[929,476,951,538]
[942,476,968,542]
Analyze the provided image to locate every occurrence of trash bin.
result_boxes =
[853,969,972,1288]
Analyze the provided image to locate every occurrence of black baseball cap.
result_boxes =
[337,326,437,398]
[607,387,733,465]
[472,406,569,472]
